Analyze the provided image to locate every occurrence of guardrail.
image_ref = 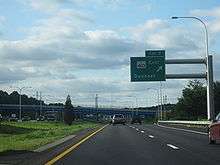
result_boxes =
[158,120,211,126]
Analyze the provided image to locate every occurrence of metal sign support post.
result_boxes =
[159,82,163,120]
[207,55,214,120]
[165,57,215,120]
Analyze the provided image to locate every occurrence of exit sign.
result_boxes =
[130,56,165,82]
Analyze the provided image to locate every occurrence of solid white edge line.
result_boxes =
[157,124,208,135]
[167,144,179,150]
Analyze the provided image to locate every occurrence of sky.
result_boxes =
[0,0,220,107]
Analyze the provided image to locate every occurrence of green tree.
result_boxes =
[63,95,75,125]
[174,80,207,120]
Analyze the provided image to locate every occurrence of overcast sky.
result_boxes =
[0,0,220,107]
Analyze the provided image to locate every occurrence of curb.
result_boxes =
[34,135,76,152]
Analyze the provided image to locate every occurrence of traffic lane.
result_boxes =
[54,124,208,165]
[131,124,220,164]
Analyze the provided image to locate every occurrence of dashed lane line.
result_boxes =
[167,144,179,150]
[148,135,154,138]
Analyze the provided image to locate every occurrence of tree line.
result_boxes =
[167,80,220,120]
[0,90,44,105]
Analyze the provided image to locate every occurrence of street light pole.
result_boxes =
[171,16,214,120]
[147,88,160,121]
[10,86,32,121]
[19,88,22,121]
[126,95,138,117]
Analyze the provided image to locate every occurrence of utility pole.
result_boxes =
[146,88,160,121]
[35,91,39,120]
[36,91,39,100]
[10,86,31,121]
[19,88,22,121]
[95,94,98,121]
[95,94,98,109]
[40,91,42,116]
[163,95,167,119]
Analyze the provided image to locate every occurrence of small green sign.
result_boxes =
[130,56,165,82]
[145,50,165,57]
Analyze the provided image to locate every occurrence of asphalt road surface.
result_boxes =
[52,124,220,165]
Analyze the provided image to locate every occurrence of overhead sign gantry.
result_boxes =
[130,50,214,120]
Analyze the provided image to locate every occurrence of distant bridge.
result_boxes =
[0,104,156,118]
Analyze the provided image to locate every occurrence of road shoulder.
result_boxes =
[0,125,105,165]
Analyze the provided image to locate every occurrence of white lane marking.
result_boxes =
[167,144,179,150]
[141,131,144,133]
[148,135,154,138]
[157,124,208,135]
[136,128,139,131]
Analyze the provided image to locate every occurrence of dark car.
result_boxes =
[112,114,126,125]
[37,115,45,121]
[22,116,31,121]
[131,115,142,124]
[208,112,220,144]
[46,114,56,121]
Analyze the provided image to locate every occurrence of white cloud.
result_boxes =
[20,0,152,13]
[191,6,220,18]
[191,6,220,33]
[0,67,28,84]
[0,16,5,24]
[20,0,64,12]
[127,19,202,58]
[1,2,220,106]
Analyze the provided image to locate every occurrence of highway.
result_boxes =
[48,124,220,165]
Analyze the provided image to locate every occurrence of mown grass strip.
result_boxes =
[0,121,100,152]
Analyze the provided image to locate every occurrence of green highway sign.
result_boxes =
[130,56,165,82]
[145,50,165,57]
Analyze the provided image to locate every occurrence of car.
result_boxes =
[9,114,18,122]
[131,115,142,124]
[208,112,220,144]
[37,115,45,121]
[22,116,31,121]
[46,114,56,121]
[112,114,126,125]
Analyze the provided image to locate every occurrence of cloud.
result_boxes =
[191,6,220,34]
[0,10,143,69]
[0,16,5,24]
[20,0,67,12]
[1,2,220,106]
[126,19,202,58]
[0,16,6,37]
[0,67,28,84]
[0,15,211,88]
[191,6,220,18]
[20,0,152,12]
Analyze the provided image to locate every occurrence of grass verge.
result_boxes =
[0,121,101,152]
